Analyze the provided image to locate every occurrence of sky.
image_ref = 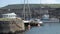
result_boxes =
[0,0,60,7]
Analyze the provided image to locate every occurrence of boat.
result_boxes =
[31,19,43,24]
[23,20,31,23]
[22,0,32,23]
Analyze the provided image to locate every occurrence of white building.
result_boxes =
[2,13,16,18]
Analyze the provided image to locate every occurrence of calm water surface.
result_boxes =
[18,23,60,34]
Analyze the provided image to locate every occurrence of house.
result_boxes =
[2,13,16,18]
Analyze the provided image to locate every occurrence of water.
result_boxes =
[18,23,60,34]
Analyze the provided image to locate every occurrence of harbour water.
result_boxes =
[17,22,60,34]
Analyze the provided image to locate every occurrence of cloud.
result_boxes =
[24,0,58,4]
[41,0,58,4]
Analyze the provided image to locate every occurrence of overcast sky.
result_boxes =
[0,0,60,7]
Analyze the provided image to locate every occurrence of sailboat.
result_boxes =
[32,0,43,24]
[23,0,43,24]
[23,0,31,23]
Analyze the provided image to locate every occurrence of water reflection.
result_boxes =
[17,23,60,34]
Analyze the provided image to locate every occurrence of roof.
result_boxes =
[2,13,16,15]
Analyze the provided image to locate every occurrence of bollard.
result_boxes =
[37,23,40,27]
[28,24,31,30]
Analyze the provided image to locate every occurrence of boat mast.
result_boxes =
[23,0,25,20]
[23,0,31,20]
[27,0,31,19]
[39,0,41,18]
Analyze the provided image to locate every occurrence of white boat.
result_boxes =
[31,19,43,24]
[23,20,31,23]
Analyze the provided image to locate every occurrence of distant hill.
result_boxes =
[0,4,60,18]
[1,4,60,9]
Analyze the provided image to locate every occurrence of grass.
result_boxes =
[0,18,13,21]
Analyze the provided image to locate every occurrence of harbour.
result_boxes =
[0,8,60,34]
[0,0,60,34]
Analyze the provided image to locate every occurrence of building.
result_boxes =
[2,13,16,18]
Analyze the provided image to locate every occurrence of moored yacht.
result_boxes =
[31,18,43,24]
[23,20,31,23]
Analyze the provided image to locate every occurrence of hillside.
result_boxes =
[1,4,60,9]
[0,4,60,18]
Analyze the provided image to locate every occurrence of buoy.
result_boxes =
[28,25,31,30]
[37,23,40,27]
